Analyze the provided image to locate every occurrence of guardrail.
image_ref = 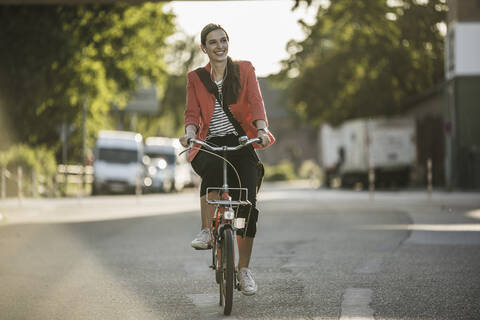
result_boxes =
[0,165,93,199]
[56,165,93,184]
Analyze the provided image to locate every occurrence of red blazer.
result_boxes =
[184,60,275,162]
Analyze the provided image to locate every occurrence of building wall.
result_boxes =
[445,0,480,189]
[406,91,446,187]
[448,0,480,23]
[455,76,480,189]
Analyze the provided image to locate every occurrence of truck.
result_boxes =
[143,137,195,193]
[91,130,145,195]
[319,117,417,188]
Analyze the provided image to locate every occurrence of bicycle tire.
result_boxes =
[219,227,234,315]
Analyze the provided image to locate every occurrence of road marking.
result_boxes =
[406,230,480,245]
[340,288,374,320]
[466,209,480,220]
[358,223,480,231]
[281,261,315,269]
[355,257,383,274]
[187,293,218,307]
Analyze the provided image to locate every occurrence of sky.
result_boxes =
[162,0,320,77]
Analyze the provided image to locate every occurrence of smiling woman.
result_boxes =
[179,22,276,300]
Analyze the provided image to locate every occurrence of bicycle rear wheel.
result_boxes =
[219,227,234,315]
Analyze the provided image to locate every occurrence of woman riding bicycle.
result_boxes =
[179,23,274,296]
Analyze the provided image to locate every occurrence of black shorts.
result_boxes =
[191,134,259,237]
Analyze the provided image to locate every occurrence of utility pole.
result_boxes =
[61,121,68,195]
[82,96,88,196]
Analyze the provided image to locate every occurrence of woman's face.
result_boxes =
[202,29,229,63]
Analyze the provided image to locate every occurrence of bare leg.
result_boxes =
[237,236,254,269]
[200,192,218,229]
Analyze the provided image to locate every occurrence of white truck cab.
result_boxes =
[92,130,144,195]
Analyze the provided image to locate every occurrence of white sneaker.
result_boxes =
[237,267,257,296]
[191,228,211,250]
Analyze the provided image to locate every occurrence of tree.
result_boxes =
[117,32,206,140]
[159,33,206,136]
[281,0,447,126]
[0,4,175,161]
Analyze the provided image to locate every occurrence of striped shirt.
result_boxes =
[206,80,238,139]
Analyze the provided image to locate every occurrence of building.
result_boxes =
[444,0,480,189]
[403,83,446,187]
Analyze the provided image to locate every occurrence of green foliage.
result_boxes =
[298,159,321,179]
[0,144,57,196]
[155,33,207,138]
[280,0,447,125]
[2,144,56,177]
[0,4,175,160]
[124,34,205,140]
[264,160,297,181]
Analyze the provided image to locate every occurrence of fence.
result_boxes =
[1,165,93,199]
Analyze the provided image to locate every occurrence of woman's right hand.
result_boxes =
[179,125,197,147]
[179,132,195,148]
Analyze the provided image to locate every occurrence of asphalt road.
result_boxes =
[1,182,479,319]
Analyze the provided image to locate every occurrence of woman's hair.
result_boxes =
[200,23,229,46]
[224,57,241,105]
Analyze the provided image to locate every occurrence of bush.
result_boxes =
[264,160,297,181]
[298,159,322,180]
[0,144,57,197]
[298,159,326,188]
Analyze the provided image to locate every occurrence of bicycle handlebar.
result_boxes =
[188,136,261,152]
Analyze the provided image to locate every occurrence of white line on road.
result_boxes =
[466,209,480,220]
[357,223,480,231]
[187,293,218,307]
[340,288,374,320]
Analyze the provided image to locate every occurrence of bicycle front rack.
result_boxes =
[206,187,251,207]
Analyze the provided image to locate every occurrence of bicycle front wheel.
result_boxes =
[219,227,234,315]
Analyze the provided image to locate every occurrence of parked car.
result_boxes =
[92,130,145,195]
[144,137,193,193]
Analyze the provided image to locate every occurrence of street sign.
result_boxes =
[124,84,159,115]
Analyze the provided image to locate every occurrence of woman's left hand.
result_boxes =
[257,129,271,147]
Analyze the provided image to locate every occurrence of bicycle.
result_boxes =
[182,135,261,315]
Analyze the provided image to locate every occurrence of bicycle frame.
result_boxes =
[185,136,261,314]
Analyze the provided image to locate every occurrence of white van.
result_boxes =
[144,137,193,192]
[92,130,145,195]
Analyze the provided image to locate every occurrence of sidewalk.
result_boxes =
[1,180,479,226]
[0,192,199,226]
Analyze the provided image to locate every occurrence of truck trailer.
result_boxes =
[319,117,417,188]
